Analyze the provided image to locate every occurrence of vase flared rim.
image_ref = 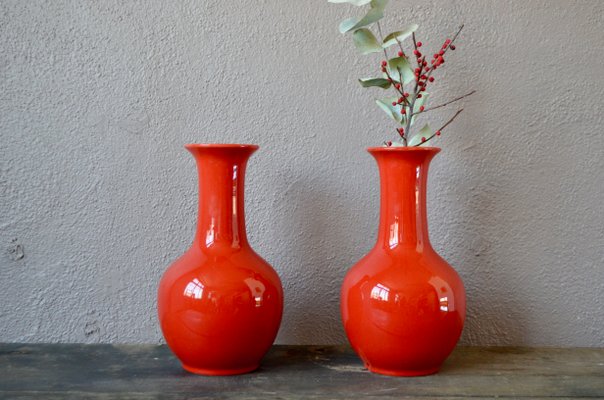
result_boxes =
[367,146,441,153]
[185,143,259,150]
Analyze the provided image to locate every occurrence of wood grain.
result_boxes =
[1,344,603,399]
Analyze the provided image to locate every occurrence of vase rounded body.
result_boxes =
[341,147,466,376]
[158,144,283,376]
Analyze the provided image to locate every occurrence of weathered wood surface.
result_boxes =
[0,344,603,399]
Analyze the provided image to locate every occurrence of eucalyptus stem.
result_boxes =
[395,37,405,56]
[376,21,389,60]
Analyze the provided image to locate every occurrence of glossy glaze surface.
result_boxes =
[158,144,283,376]
[341,147,466,376]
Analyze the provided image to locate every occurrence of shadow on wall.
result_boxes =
[451,118,529,347]
[276,175,366,345]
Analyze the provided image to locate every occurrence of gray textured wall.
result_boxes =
[1,0,603,346]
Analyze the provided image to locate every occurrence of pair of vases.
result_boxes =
[157,144,465,377]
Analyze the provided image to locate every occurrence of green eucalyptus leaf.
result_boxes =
[338,7,384,33]
[370,0,388,9]
[387,56,414,84]
[358,77,392,88]
[410,93,429,125]
[352,28,383,54]
[328,0,372,5]
[408,123,433,146]
[339,17,360,34]
[376,98,402,123]
[382,24,419,48]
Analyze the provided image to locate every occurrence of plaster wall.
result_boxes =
[1,0,603,346]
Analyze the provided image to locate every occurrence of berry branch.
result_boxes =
[396,24,472,145]
[413,90,476,116]
[414,109,464,146]
[328,1,475,147]
[381,63,409,103]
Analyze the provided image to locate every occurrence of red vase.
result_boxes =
[158,144,283,376]
[341,147,466,376]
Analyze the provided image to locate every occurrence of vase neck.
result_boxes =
[369,148,439,251]
[186,145,258,251]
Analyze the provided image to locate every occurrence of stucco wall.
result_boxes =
[1,0,603,346]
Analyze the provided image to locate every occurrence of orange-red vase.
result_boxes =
[158,144,283,376]
[341,147,466,376]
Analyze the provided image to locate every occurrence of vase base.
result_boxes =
[182,363,259,376]
[367,365,440,377]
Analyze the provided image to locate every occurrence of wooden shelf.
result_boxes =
[1,344,603,399]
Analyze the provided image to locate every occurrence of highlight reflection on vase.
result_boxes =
[341,147,466,376]
[157,144,283,376]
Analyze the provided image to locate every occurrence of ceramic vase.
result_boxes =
[158,144,283,376]
[341,146,466,376]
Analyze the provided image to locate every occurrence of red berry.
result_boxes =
[395,83,401,89]
[392,101,397,106]
[417,94,422,98]
[387,141,392,146]
[417,41,422,47]
[436,130,441,136]
[449,44,456,50]
[419,106,425,112]
[439,49,445,56]
[381,60,387,66]
[421,137,426,142]
[445,38,451,44]
[404,92,409,97]
[420,74,427,80]
[398,51,404,57]
[401,108,406,114]
[413,50,421,57]
[429,76,435,82]
[423,61,428,67]
[420,87,426,92]
[398,97,404,104]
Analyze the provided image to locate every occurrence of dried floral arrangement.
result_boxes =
[328,0,475,146]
